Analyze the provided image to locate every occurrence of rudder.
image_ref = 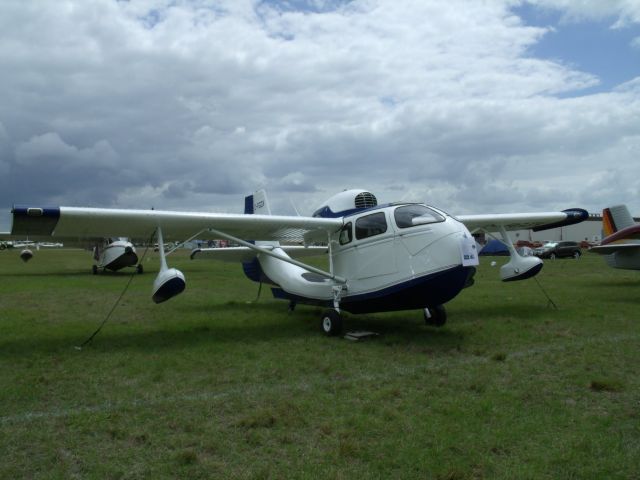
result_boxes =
[603,204,634,237]
[244,189,272,215]
[242,189,276,284]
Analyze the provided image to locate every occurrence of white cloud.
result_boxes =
[0,0,638,217]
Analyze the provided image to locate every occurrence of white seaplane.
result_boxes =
[91,238,143,274]
[3,189,587,334]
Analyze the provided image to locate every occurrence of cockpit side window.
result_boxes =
[355,212,388,240]
[339,222,353,245]
[394,205,445,229]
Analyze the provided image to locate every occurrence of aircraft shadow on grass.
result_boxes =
[0,304,467,358]
[0,271,139,278]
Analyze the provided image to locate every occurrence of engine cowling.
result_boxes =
[312,189,378,218]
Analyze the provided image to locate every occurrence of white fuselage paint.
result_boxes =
[257,204,476,302]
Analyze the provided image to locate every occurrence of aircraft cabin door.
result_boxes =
[352,211,398,280]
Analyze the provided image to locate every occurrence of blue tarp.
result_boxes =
[479,239,509,256]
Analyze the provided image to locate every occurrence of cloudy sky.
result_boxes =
[1,0,639,229]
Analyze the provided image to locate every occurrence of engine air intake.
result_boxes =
[354,192,377,209]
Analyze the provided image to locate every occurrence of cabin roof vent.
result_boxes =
[354,192,377,209]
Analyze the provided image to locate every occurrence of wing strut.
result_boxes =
[206,227,347,284]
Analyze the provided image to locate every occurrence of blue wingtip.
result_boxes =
[532,207,589,232]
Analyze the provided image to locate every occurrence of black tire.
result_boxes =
[321,309,343,336]
[92,265,98,275]
[424,305,447,327]
[136,264,144,274]
[573,251,581,259]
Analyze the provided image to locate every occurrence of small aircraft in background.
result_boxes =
[3,190,587,335]
[589,204,640,270]
[91,238,143,274]
[0,230,143,274]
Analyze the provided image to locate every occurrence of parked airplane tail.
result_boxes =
[244,189,272,215]
[602,205,635,237]
[242,190,276,283]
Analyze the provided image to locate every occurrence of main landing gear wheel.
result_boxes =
[136,264,144,274]
[92,265,98,275]
[424,305,447,327]
[321,309,343,336]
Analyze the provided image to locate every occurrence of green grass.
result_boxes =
[1,248,639,479]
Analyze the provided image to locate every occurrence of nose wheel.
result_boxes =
[424,305,447,327]
[321,309,343,336]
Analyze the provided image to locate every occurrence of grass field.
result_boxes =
[1,248,639,479]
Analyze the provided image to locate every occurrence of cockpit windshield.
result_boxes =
[394,205,445,229]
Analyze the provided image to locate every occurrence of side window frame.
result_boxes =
[339,222,353,245]
[394,205,445,229]
[355,212,388,240]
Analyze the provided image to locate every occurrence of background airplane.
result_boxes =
[3,190,587,334]
[0,230,143,274]
[589,204,640,270]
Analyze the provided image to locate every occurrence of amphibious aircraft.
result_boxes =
[4,189,587,335]
[590,204,640,270]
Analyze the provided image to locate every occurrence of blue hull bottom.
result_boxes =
[105,251,138,271]
[271,265,475,314]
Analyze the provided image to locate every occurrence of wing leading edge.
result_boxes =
[458,208,588,232]
[10,206,343,243]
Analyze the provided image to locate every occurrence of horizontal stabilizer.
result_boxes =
[532,208,589,232]
[599,224,640,246]
[590,242,640,255]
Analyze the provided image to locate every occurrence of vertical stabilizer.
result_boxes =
[603,205,635,237]
[245,189,272,215]
[242,189,277,283]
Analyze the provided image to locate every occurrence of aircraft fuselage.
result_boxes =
[259,202,478,313]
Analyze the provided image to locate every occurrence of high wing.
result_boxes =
[9,206,343,243]
[457,208,588,232]
[190,245,328,262]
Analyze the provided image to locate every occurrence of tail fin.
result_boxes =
[244,189,272,215]
[242,189,276,283]
[603,205,634,237]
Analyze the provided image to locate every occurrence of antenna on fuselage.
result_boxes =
[289,198,301,216]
